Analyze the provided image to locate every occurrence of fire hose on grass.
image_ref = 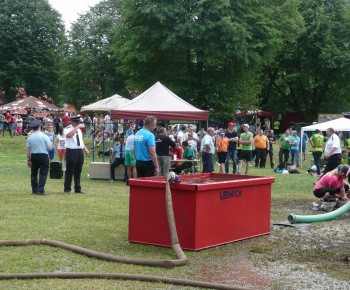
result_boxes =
[288,199,350,224]
[0,173,248,290]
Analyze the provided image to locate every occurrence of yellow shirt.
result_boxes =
[254,135,268,149]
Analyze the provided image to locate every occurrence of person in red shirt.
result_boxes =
[62,113,71,128]
[5,112,15,137]
[170,142,183,165]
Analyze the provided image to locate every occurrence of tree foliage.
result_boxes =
[260,0,350,121]
[0,0,65,103]
[113,0,301,121]
[60,0,130,108]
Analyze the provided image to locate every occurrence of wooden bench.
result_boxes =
[89,162,125,180]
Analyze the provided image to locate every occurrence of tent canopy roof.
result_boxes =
[111,82,208,121]
[301,117,350,132]
[81,94,130,112]
[0,96,61,111]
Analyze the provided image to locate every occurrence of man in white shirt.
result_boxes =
[64,115,89,194]
[177,125,187,146]
[201,127,215,173]
[185,125,199,141]
[323,127,342,174]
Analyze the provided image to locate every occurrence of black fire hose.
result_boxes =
[0,173,250,290]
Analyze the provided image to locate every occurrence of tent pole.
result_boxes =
[300,129,303,169]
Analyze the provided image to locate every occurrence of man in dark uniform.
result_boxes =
[64,115,89,194]
[109,134,128,182]
[26,120,52,195]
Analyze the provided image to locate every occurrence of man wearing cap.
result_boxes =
[26,120,52,195]
[237,124,253,175]
[201,127,216,173]
[225,122,239,174]
[64,115,89,194]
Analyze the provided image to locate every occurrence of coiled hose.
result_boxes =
[0,173,249,290]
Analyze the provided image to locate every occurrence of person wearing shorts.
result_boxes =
[55,127,66,170]
[216,131,228,173]
[125,129,137,179]
[237,124,253,175]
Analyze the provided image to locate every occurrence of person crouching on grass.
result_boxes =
[216,131,228,173]
[313,165,350,202]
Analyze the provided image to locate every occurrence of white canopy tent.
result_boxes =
[300,118,350,168]
[81,94,130,112]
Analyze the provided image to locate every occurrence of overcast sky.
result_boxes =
[48,0,101,31]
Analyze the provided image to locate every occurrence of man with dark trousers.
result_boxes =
[156,127,176,176]
[64,115,89,194]
[109,135,127,182]
[26,120,52,195]
[134,116,159,177]
[225,122,238,174]
[267,130,277,169]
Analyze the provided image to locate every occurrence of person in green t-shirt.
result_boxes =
[310,129,327,176]
[173,141,194,174]
[237,124,253,175]
[274,120,280,135]
[278,129,293,168]
[340,150,350,165]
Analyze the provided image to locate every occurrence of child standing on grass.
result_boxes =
[55,127,66,171]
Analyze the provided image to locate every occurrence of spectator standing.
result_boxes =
[92,113,99,134]
[225,122,239,174]
[64,116,89,194]
[185,125,199,141]
[216,131,229,174]
[134,116,159,177]
[62,113,70,128]
[187,134,198,157]
[109,135,127,182]
[237,124,253,175]
[99,114,105,129]
[290,131,300,168]
[45,125,56,163]
[26,120,52,195]
[125,129,137,179]
[323,127,342,174]
[267,130,277,169]
[278,129,292,169]
[201,127,215,173]
[126,121,135,137]
[253,129,269,168]
[84,114,92,139]
[177,125,187,147]
[298,131,309,162]
[274,119,280,136]
[5,112,15,137]
[0,113,4,137]
[53,115,61,134]
[156,127,176,176]
[16,115,23,138]
[310,129,327,176]
[55,127,66,171]
[198,128,206,141]
[105,112,111,134]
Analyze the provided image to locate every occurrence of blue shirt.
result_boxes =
[201,134,215,154]
[134,129,156,161]
[126,129,132,137]
[45,132,55,147]
[26,131,52,154]
[291,136,300,150]
[298,133,308,146]
[112,142,125,158]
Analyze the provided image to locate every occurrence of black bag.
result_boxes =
[50,161,63,179]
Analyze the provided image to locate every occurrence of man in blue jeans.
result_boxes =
[225,122,238,174]
[290,131,300,168]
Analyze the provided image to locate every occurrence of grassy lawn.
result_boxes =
[0,133,349,289]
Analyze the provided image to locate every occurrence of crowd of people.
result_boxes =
[3,110,350,205]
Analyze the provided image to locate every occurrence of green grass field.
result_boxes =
[0,133,349,289]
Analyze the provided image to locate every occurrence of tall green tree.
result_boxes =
[60,0,129,108]
[113,0,301,121]
[0,0,65,103]
[260,0,350,121]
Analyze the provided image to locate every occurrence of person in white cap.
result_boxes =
[237,124,253,175]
